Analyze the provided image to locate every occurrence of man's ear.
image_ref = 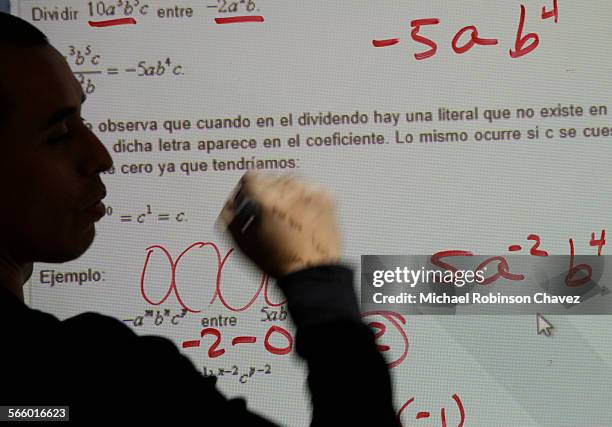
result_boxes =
[22,262,33,284]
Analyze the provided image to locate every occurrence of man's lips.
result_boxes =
[83,200,106,220]
[82,185,107,221]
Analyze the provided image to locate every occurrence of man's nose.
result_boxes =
[79,125,113,176]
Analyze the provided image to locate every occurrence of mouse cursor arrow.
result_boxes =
[536,313,553,336]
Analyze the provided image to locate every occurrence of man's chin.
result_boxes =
[38,226,96,263]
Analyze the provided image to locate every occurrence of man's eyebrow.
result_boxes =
[41,94,86,130]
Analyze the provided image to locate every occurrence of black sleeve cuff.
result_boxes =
[276,265,360,329]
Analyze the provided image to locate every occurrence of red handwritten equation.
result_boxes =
[140,243,411,366]
[361,311,409,369]
[140,242,285,314]
[180,311,409,368]
[140,230,604,316]
[373,1,558,60]
[431,230,606,287]
[182,325,293,356]
[397,394,465,427]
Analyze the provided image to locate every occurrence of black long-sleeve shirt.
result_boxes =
[1,266,398,425]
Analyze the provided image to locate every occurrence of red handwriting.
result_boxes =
[140,242,221,313]
[590,230,606,256]
[565,238,592,287]
[368,322,390,352]
[373,1,559,60]
[232,336,257,345]
[201,328,225,357]
[397,394,465,427]
[410,18,440,60]
[432,230,606,288]
[509,4,538,58]
[452,25,498,54]
[140,242,286,313]
[182,325,293,357]
[372,38,400,47]
[431,251,525,285]
[215,16,264,24]
[264,326,293,355]
[541,0,559,23]
[184,312,406,362]
[361,311,409,369]
[88,18,137,27]
[507,233,556,256]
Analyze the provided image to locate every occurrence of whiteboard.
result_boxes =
[15,1,612,425]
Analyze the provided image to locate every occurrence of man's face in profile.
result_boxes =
[0,43,113,264]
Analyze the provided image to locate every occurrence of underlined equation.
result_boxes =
[26,0,265,26]
[373,1,559,60]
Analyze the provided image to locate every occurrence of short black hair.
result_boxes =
[0,13,49,127]
[0,12,49,45]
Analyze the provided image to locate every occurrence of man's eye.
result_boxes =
[48,132,70,145]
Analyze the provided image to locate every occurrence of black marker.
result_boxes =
[232,197,259,234]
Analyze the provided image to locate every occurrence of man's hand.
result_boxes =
[220,172,340,278]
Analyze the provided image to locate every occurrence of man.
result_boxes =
[0,13,398,425]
